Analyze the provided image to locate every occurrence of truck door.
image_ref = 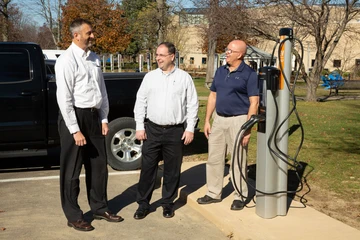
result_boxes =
[0,45,46,146]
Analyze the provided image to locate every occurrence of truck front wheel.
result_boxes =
[106,117,142,171]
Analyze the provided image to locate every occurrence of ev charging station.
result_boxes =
[255,28,293,218]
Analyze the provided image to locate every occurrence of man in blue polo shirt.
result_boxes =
[197,40,259,210]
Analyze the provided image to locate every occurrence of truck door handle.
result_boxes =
[20,91,36,96]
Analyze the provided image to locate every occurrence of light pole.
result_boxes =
[307,41,310,74]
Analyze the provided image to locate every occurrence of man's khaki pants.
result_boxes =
[206,113,248,201]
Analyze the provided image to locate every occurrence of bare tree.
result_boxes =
[157,0,166,44]
[192,0,250,85]
[20,0,62,48]
[36,0,62,48]
[252,0,360,101]
[0,0,12,41]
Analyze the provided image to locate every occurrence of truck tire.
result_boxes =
[106,117,142,170]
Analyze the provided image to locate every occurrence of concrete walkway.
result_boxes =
[1,161,360,240]
[180,161,360,240]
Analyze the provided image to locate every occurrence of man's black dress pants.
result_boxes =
[58,108,109,222]
[136,121,184,209]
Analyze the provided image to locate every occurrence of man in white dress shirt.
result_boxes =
[56,18,123,232]
[133,42,199,219]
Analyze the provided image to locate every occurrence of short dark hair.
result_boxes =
[158,42,176,55]
[69,18,92,38]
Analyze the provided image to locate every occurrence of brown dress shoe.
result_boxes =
[93,211,124,222]
[67,219,94,231]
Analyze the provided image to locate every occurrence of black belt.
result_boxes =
[147,120,184,129]
[74,106,98,112]
[217,112,241,117]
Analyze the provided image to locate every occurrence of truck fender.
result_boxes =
[106,117,142,170]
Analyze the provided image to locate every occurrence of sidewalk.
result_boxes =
[179,161,360,240]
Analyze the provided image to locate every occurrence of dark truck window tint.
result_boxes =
[0,49,31,83]
[45,60,56,75]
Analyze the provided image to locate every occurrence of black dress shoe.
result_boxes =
[162,206,175,218]
[93,211,124,222]
[230,200,245,210]
[67,219,94,231]
[197,195,222,204]
[133,208,149,220]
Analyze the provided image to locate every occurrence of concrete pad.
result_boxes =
[0,166,228,240]
[180,161,360,240]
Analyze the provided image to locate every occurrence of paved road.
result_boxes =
[0,157,228,240]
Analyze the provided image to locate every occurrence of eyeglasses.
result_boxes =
[155,53,173,58]
[225,48,241,54]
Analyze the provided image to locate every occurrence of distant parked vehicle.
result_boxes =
[42,49,66,60]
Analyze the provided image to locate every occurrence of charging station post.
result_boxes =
[256,28,293,219]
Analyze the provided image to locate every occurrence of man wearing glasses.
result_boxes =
[197,40,259,210]
[133,42,199,219]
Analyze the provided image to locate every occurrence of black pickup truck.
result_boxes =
[0,42,145,171]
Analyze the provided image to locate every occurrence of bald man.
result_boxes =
[197,40,259,210]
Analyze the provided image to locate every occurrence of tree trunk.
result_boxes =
[205,38,216,87]
[306,76,318,101]
[1,21,8,41]
[205,0,219,88]
[156,0,165,45]
[56,0,61,49]
[306,66,322,101]
[1,0,10,42]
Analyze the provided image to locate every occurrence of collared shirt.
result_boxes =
[210,61,259,116]
[55,42,109,134]
[134,67,199,133]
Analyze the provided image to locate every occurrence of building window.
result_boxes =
[333,59,341,68]
[202,57,207,64]
[180,57,184,64]
[311,59,315,67]
[190,57,194,64]
[355,59,360,66]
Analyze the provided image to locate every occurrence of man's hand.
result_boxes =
[241,131,251,146]
[73,131,86,146]
[136,130,147,141]
[204,121,211,139]
[182,131,194,145]
[102,123,109,136]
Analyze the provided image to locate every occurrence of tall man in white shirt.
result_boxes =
[133,42,199,219]
[56,18,123,232]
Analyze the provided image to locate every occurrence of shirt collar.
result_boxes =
[160,66,177,75]
[226,61,245,72]
[71,42,90,58]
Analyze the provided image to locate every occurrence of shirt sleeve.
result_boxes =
[210,67,221,92]
[134,73,149,131]
[247,71,259,96]
[55,58,80,134]
[185,74,199,133]
[98,67,109,123]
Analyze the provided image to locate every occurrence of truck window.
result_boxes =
[0,49,31,83]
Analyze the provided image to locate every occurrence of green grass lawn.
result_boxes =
[191,78,360,197]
